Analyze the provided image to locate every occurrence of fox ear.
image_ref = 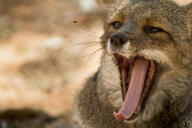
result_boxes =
[103,0,115,4]
[184,3,192,15]
[102,0,116,4]
[98,0,121,4]
[183,3,192,37]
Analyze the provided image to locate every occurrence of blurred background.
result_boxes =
[0,0,104,127]
[0,0,190,128]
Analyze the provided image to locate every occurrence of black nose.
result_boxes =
[110,33,128,47]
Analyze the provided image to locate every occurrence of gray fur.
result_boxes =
[74,0,192,128]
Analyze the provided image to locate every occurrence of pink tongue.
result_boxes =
[114,58,150,121]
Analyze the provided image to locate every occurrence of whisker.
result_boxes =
[82,47,104,60]
[63,47,104,63]
[62,41,101,49]
[85,30,102,37]
[73,44,102,60]
[67,29,102,39]
[85,47,104,70]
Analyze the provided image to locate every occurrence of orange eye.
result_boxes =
[111,21,122,30]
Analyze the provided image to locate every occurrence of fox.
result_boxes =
[74,0,192,128]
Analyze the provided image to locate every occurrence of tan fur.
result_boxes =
[75,0,192,128]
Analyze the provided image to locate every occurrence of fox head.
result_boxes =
[101,0,192,68]
[97,0,192,124]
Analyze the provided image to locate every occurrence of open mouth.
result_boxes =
[113,54,155,122]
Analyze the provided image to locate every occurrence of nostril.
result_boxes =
[111,36,120,46]
[110,33,128,47]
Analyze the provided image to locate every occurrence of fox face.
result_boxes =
[98,0,192,124]
[102,0,192,68]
